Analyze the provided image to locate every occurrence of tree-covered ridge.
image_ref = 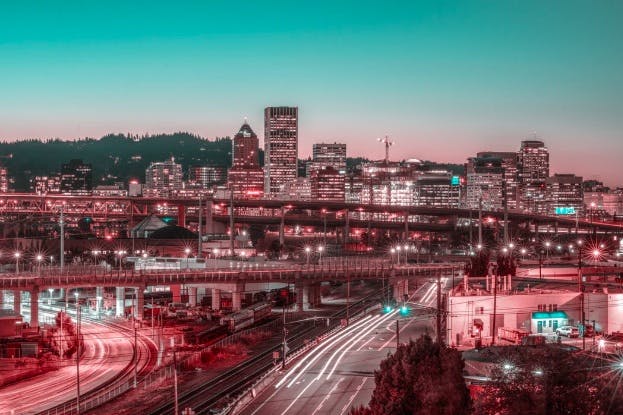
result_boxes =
[0,133,233,190]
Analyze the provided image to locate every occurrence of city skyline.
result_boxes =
[0,1,622,186]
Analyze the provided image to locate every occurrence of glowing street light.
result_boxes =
[304,246,311,266]
[184,247,191,269]
[14,251,21,275]
[36,254,43,277]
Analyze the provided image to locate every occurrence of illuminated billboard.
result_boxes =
[554,207,576,215]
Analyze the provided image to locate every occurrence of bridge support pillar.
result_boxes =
[393,280,408,303]
[188,286,198,307]
[170,284,181,303]
[115,287,125,317]
[178,204,186,228]
[13,290,21,315]
[205,201,214,234]
[279,206,285,248]
[0,290,3,308]
[135,287,144,320]
[232,283,244,312]
[95,287,103,317]
[212,288,221,310]
[344,209,350,246]
[30,289,39,329]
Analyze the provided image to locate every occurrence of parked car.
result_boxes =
[556,326,579,338]
[599,332,623,353]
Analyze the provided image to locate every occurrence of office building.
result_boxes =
[307,142,347,176]
[477,151,518,209]
[0,165,7,193]
[518,140,549,213]
[264,106,298,195]
[228,122,264,198]
[32,175,61,195]
[466,156,504,210]
[60,159,93,195]
[546,174,584,216]
[189,165,226,188]
[310,166,345,201]
[145,157,183,197]
[415,172,461,208]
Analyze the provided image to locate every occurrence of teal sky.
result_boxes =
[1,1,622,185]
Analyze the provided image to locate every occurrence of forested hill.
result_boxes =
[0,133,234,191]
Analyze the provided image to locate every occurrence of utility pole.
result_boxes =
[281,304,287,369]
[503,181,509,245]
[396,319,400,349]
[76,302,81,415]
[229,190,235,257]
[491,264,498,346]
[198,197,203,257]
[346,265,350,326]
[478,197,483,247]
[60,206,65,271]
[173,349,179,415]
[436,270,442,344]
[134,321,138,388]
[578,242,585,350]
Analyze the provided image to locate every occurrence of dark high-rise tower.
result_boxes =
[60,159,92,195]
[264,106,298,195]
[233,121,260,169]
[229,121,264,198]
[518,140,549,213]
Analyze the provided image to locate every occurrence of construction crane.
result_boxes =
[377,135,394,163]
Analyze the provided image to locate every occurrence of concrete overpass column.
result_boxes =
[344,209,350,245]
[0,290,3,308]
[205,201,214,234]
[178,204,186,228]
[170,284,181,303]
[13,290,21,314]
[393,280,404,303]
[211,288,221,310]
[295,281,304,312]
[404,211,409,240]
[30,289,39,328]
[232,283,244,311]
[135,288,144,320]
[95,287,103,316]
[279,206,285,247]
[188,286,198,307]
[302,284,312,310]
[115,287,125,317]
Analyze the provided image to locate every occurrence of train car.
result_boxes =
[130,256,207,271]
[191,324,230,345]
[220,302,272,332]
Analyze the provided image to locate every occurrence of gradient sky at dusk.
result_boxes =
[0,1,621,185]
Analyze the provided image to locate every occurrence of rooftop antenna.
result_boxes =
[377,135,394,163]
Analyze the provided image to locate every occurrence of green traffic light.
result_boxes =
[400,305,408,315]
[384,305,393,313]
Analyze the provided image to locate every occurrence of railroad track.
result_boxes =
[149,292,386,415]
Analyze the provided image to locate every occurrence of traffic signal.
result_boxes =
[383,304,393,313]
[400,305,409,315]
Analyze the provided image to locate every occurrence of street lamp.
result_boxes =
[48,288,54,306]
[184,247,191,270]
[390,247,396,264]
[403,244,409,265]
[544,241,551,259]
[317,245,324,266]
[304,246,311,266]
[14,251,20,275]
[396,246,401,265]
[36,254,43,277]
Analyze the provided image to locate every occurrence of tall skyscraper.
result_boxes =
[228,122,264,198]
[264,106,298,195]
[477,151,518,210]
[60,159,93,195]
[310,166,345,201]
[518,140,550,213]
[546,174,584,216]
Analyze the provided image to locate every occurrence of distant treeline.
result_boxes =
[0,133,464,191]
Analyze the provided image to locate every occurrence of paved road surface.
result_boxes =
[240,277,449,415]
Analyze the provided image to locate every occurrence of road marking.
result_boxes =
[248,385,283,415]
[356,335,375,351]
[311,377,344,415]
[339,377,368,415]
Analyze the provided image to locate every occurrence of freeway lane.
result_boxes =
[240,278,447,415]
[0,308,154,415]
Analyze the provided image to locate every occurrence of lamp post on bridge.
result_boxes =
[14,251,20,275]
[304,246,311,266]
[36,254,43,277]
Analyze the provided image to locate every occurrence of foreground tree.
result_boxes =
[352,335,471,415]
[475,345,623,414]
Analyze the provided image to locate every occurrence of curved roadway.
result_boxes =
[0,313,155,415]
